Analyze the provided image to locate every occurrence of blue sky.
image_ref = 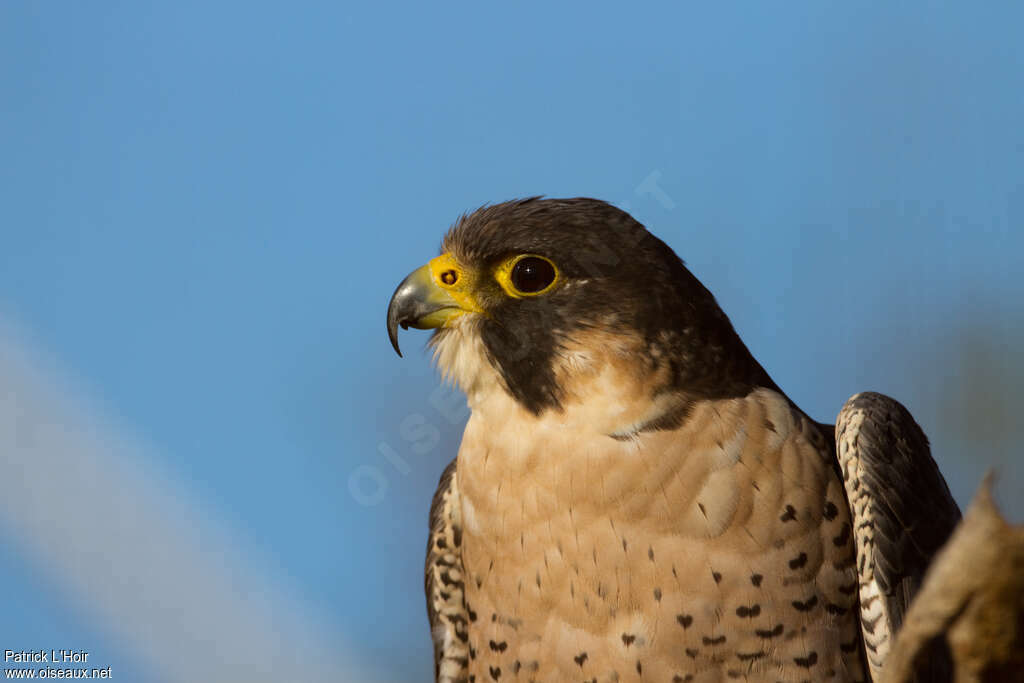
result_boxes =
[2,3,1022,681]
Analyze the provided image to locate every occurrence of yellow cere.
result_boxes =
[494,254,560,298]
[427,253,485,316]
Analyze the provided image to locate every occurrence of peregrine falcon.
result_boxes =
[386,198,961,683]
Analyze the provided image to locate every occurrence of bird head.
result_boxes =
[387,198,773,421]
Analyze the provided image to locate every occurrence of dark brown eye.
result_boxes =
[510,256,556,294]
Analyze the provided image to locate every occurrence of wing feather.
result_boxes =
[425,458,470,683]
[836,392,960,682]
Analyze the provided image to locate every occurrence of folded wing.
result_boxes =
[836,392,961,681]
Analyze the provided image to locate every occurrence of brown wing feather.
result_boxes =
[836,391,961,682]
[425,458,470,683]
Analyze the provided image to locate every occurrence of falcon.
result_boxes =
[385,198,961,683]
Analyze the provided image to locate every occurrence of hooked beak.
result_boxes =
[386,256,477,357]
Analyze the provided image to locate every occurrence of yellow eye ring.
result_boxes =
[495,254,560,297]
